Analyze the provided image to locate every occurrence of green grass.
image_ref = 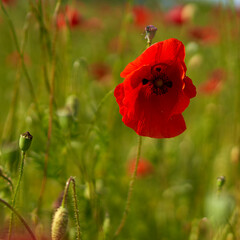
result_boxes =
[0,0,239,240]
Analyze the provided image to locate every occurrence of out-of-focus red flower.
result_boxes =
[132,5,151,27]
[81,17,103,31]
[198,69,226,95]
[57,5,82,29]
[164,4,196,25]
[128,158,153,177]
[6,51,31,68]
[2,0,16,5]
[188,26,219,44]
[89,62,111,82]
[114,38,196,138]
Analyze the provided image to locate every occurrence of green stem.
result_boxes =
[0,1,41,119]
[114,135,142,238]
[0,198,36,240]
[62,177,82,240]
[8,151,26,240]
[86,88,114,141]
[0,169,13,192]
[37,0,62,215]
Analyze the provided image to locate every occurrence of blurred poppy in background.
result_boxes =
[132,5,152,27]
[57,5,83,29]
[164,4,196,25]
[188,26,219,44]
[128,158,153,177]
[198,69,226,95]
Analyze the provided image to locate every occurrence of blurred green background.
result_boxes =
[0,0,240,239]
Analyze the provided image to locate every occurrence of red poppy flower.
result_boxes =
[132,5,151,27]
[2,0,16,5]
[164,4,196,25]
[128,158,153,177]
[57,5,82,29]
[188,26,219,44]
[89,62,111,83]
[198,69,226,95]
[114,38,196,138]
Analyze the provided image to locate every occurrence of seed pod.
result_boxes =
[145,25,157,42]
[51,206,68,240]
[19,131,33,152]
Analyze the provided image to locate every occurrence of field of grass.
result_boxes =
[0,0,240,239]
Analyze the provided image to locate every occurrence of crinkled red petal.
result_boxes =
[120,38,186,78]
[183,76,197,98]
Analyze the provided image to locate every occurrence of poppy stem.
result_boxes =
[36,0,62,216]
[8,151,26,240]
[0,198,37,240]
[62,177,82,240]
[114,135,142,238]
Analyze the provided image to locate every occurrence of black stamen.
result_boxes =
[142,78,149,85]
[156,67,161,72]
[165,81,172,88]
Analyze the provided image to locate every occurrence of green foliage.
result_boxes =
[0,1,239,240]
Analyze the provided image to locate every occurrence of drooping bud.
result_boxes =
[217,176,225,191]
[19,131,33,152]
[51,206,68,240]
[144,25,157,45]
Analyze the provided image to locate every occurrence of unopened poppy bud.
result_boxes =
[103,214,110,236]
[57,108,72,130]
[83,182,91,200]
[217,176,225,190]
[231,146,239,164]
[51,206,68,240]
[145,25,157,42]
[19,131,33,152]
[65,95,79,119]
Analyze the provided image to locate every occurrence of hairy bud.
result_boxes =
[51,206,68,240]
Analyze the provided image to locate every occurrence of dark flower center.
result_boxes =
[141,65,173,95]
[142,78,149,85]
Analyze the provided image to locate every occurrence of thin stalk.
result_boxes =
[78,88,114,225]
[0,169,13,192]
[0,198,36,240]
[37,0,62,214]
[0,2,41,119]
[62,177,82,240]
[114,135,142,238]
[85,88,114,142]
[8,151,26,240]
[1,10,32,143]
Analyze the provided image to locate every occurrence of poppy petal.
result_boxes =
[183,76,197,98]
[121,38,185,78]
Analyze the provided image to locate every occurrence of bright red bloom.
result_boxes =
[198,69,226,95]
[128,158,153,177]
[114,38,196,138]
